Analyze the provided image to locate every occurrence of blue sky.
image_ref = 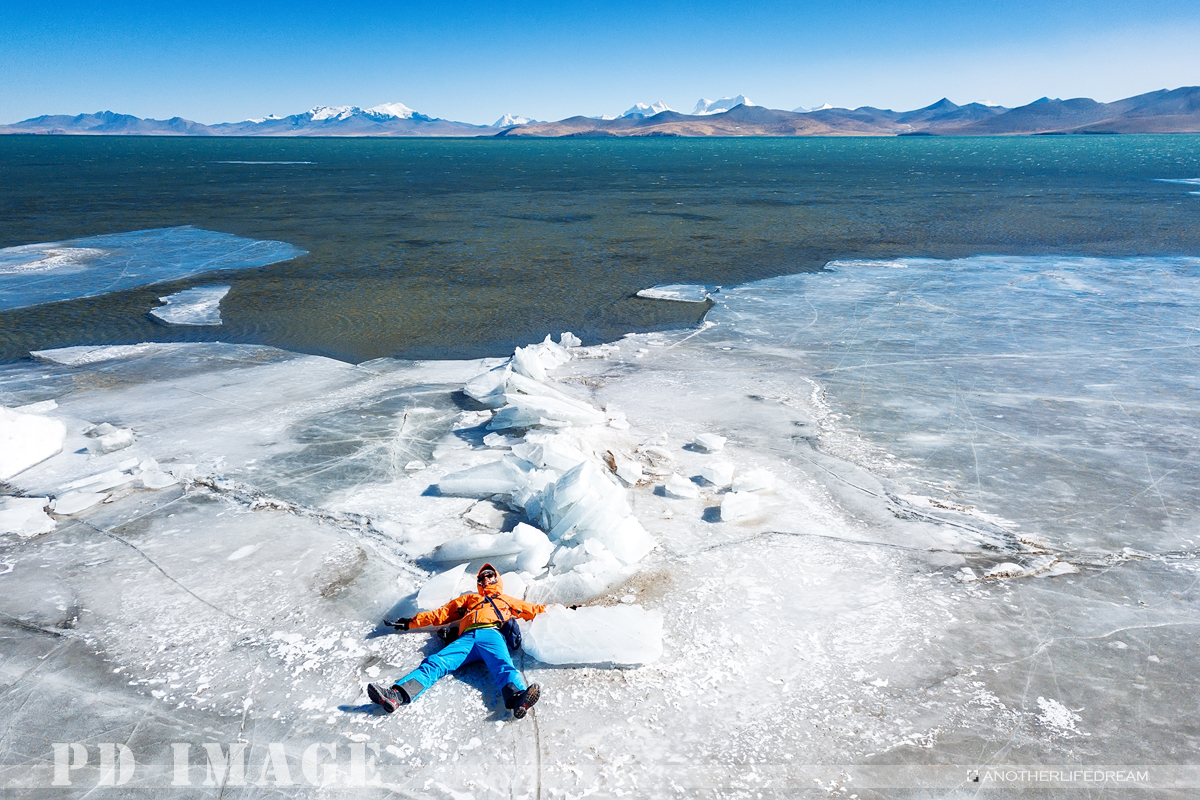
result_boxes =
[2,0,1198,124]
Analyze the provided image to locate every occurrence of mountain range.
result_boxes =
[3,88,1198,138]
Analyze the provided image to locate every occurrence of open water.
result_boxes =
[1,134,1198,362]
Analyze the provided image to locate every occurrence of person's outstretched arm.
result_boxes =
[388,596,471,630]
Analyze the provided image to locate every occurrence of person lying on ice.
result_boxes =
[366,563,548,718]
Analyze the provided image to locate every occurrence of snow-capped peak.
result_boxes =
[365,102,415,119]
[492,113,537,127]
[245,114,283,124]
[307,105,358,121]
[691,95,756,115]
[303,102,417,122]
[794,103,833,113]
[619,101,675,119]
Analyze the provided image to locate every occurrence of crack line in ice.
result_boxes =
[89,523,256,624]
[775,441,1024,552]
[0,609,66,638]
[186,477,425,576]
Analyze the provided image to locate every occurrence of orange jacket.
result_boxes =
[411,563,547,636]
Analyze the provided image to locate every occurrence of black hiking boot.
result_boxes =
[367,683,405,713]
[503,683,540,719]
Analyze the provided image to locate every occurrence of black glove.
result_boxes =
[386,617,412,631]
[568,605,580,610]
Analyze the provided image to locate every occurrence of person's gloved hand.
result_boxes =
[386,617,412,631]
[568,604,581,610]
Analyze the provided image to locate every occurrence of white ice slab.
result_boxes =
[0,407,66,481]
[721,491,760,521]
[415,564,470,611]
[700,461,735,487]
[664,473,700,499]
[635,284,714,303]
[50,490,108,516]
[0,497,55,536]
[732,468,775,493]
[148,284,230,326]
[692,433,726,452]
[522,605,663,665]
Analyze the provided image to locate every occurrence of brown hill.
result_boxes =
[952,87,1200,134]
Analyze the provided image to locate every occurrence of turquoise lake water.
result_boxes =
[1,135,1197,362]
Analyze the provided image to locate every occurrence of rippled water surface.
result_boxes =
[1,135,1197,362]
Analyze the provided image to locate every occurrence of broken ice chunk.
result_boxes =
[463,364,511,408]
[522,605,663,665]
[500,571,528,599]
[0,497,55,537]
[404,460,426,471]
[167,463,199,482]
[613,458,643,486]
[15,399,57,414]
[511,345,548,382]
[550,539,608,572]
[87,427,136,455]
[700,461,735,487]
[136,458,178,489]
[524,563,628,605]
[664,474,700,499]
[416,564,470,611]
[559,332,582,348]
[148,284,230,326]
[84,422,118,438]
[432,529,526,563]
[693,433,727,452]
[1038,561,1079,577]
[463,500,508,529]
[720,491,760,521]
[438,457,540,498]
[731,468,775,492]
[513,523,555,573]
[482,432,516,448]
[58,468,137,494]
[983,562,1024,579]
[590,516,655,565]
[432,522,554,568]
[139,470,177,489]
[489,394,606,430]
[51,491,109,516]
[0,407,66,481]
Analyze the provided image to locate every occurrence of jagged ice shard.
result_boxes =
[1,252,1199,794]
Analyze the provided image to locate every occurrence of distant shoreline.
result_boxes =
[4,87,1199,137]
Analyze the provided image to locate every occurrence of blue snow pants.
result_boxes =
[397,627,525,701]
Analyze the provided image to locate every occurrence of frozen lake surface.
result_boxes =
[1,254,1198,796]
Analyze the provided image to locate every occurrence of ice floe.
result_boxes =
[0,226,303,311]
[148,284,230,326]
[635,284,715,302]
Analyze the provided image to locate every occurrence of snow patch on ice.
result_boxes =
[1036,696,1085,736]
